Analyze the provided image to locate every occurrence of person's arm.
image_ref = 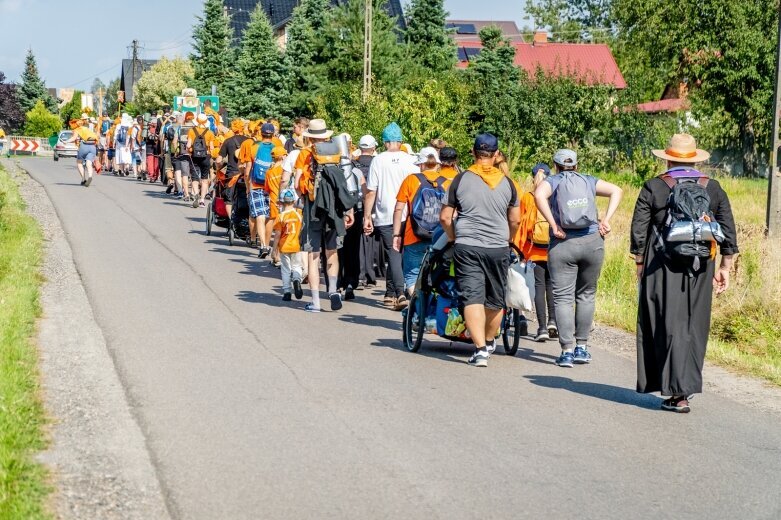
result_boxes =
[712,181,739,294]
[363,190,376,235]
[344,208,355,229]
[392,201,405,251]
[440,205,456,242]
[630,183,654,279]
[534,181,565,239]
[595,179,624,237]
[508,204,521,244]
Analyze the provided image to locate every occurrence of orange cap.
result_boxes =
[271,146,287,159]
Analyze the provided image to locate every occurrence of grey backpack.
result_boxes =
[556,171,598,229]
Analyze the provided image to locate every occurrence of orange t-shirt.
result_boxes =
[187,127,215,153]
[396,169,452,246]
[274,208,303,254]
[439,165,459,181]
[266,164,284,219]
[295,148,314,197]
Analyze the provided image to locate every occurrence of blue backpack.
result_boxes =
[101,120,110,135]
[116,126,128,145]
[250,141,274,187]
[409,174,448,240]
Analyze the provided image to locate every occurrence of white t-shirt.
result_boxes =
[282,148,300,176]
[366,150,417,226]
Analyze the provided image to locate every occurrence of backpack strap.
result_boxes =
[660,172,710,190]
[414,173,433,188]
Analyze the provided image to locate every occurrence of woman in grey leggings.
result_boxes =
[534,149,623,368]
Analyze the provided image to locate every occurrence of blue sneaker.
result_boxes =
[573,345,592,364]
[555,351,574,368]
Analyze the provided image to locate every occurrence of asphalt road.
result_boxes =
[23,158,781,520]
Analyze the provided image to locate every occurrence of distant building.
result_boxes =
[455,30,626,89]
[446,19,524,43]
[119,59,157,103]
[223,0,406,47]
[58,88,75,107]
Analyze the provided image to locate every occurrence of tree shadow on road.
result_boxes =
[524,375,662,410]
[371,337,474,365]
[339,313,400,332]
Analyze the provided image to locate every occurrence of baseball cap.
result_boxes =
[281,189,296,202]
[271,146,287,159]
[414,146,441,165]
[359,135,378,148]
[474,133,499,153]
[553,149,578,166]
[531,162,551,176]
[261,123,276,136]
[439,147,458,163]
[381,122,403,143]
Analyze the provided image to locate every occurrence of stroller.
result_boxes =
[205,171,251,246]
[402,232,527,355]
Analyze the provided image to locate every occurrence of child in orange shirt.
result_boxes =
[274,189,304,301]
[266,146,287,265]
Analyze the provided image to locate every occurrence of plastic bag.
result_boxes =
[506,260,535,312]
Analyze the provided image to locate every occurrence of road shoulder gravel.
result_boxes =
[6,158,171,520]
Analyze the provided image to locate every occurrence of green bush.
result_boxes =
[22,100,61,138]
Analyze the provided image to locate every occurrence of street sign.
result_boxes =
[10,139,40,152]
[172,95,219,113]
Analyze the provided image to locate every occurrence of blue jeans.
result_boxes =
[402,241,429,292]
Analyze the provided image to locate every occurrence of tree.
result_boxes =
[60,91,83,126]
[18,49,57,113]
[22,100,61,138]
[285,0,332,113]
[525,0,613,41]
[405,0,457,72]
[191,0,234,96]
[226,6,290,119]
[312,0,408,92]
[134,57,194,113]
[613,0,776,176]
[104,78,121,118]
[0,71,25,133]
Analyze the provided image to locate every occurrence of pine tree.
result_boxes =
[191,0,234,96]
[226,6,290,119]
[405,0,457,72]
[18,49,57,114]
[285,0,331,113]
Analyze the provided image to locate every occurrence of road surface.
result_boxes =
[21,158,781,520]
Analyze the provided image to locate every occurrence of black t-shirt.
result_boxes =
[219,134,250,176]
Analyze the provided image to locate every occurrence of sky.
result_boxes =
[0,0,526,90]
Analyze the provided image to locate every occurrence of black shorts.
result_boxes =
[301,200,339,253]
[223,177,239,204]
[454,244,510,310]
[191,156,211,180]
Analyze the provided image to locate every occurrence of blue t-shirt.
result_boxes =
[544,173,599,238]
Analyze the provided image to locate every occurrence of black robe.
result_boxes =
[630,175,739,396]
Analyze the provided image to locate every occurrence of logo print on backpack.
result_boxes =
[410,174,447,240]
[556,172,598,230]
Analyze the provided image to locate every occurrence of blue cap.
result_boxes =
[474,133,498,153]
[281,189,296,202]
[381,122,403,143]
[261,123,276,136]
[531,162,551,176]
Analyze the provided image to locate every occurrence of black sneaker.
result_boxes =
[467,348,489,367]
[329,292,342,311]
[80,180,86,186]
[258,246,271,259]
[344,285,355,301]
[166,185,174,194]
[282,292,292,301]
[661,396,691,413]
[548,323,559,339]
[293,280,303,300]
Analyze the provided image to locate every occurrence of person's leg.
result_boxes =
[544,262,556,331]
[464,304,487,347]
[402,241,428,296]
[76,158,85,181]
[308,251,322,309]
[200,178,209,203]
[256,216,267,247]
[533,262,548,334]
[280,253,292,295]
[377,225,403,300]
[484,307,504,346]
[547,239,579,363]
[573,234,605,347]
[84,154,94,185]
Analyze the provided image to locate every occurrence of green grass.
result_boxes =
[0,162,50,519]
[594,173,781,387]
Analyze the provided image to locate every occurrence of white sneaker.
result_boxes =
[467,349,489,367]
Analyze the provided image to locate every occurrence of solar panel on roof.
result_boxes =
[456,23,477,35]
[464,48,482,60]
[457,47,468,61]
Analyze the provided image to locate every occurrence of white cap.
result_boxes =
[553,148,578,166]
[359,135,378,149]
[414,146,441,165]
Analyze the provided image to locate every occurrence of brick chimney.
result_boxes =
[533,30,548,46]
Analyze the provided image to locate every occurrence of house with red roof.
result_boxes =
[455,30,627,90]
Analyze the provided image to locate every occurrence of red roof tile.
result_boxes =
[455,41,627,89]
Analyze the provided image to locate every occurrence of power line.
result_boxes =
[63,63,120,89]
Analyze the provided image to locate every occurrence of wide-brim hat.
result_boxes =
[302,119,333,139]
[652,134,710,163]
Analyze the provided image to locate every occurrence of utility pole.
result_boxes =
[131,39,140,103]
[362,0,372,101]
[97,87,104,118]
[768,6,781,236]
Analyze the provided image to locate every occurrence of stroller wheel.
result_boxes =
[403,292,426,353]
[502,309,526,356]
[206,202,213,236]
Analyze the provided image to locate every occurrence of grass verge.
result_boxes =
[0,161,50,519]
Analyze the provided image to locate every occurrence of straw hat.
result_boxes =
[302,119,333,139]
[196,113,209,126]
[652,134,710,163]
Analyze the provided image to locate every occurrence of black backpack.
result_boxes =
[192,128,208,159]
[659,171,716,261]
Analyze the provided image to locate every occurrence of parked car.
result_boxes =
[53,131,78,161]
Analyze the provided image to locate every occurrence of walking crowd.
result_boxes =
[67,108,739,414]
